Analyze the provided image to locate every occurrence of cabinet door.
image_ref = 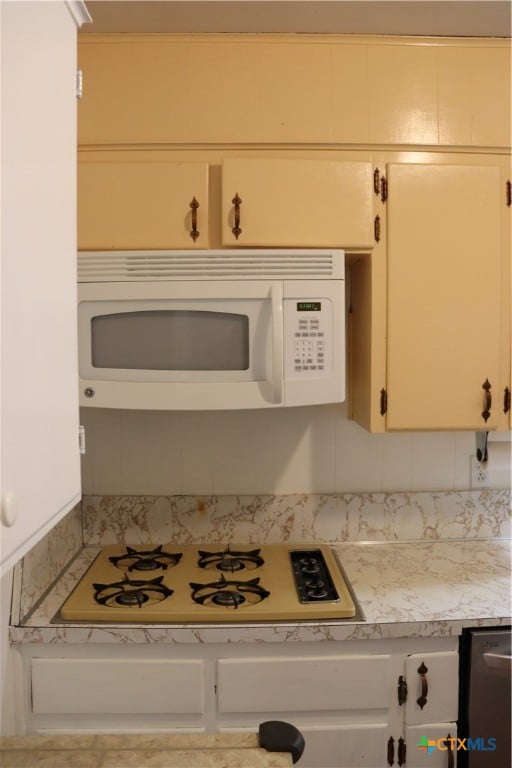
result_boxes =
[404,651,459,726]
[221,158,373,248]
[1,1,84,573]
[217,654,392,713]
[405,723,458,768]
[386,163,502,430]
[78,159,209,249]
[31,658,205,715]
[299,725,392,768]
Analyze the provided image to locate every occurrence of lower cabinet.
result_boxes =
[30,658,205,716]
[20,637,458,767]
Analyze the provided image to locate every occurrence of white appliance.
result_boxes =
[77,249,345,410]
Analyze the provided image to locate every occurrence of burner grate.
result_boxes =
[197,547,264,573]
[93,575,173,608]
[109,545,183,572]
[189,574,270,610]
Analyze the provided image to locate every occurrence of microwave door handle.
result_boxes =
[271,284,284,405]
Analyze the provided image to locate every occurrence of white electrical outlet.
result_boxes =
[471,456,488,488]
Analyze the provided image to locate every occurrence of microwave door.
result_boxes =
[77,281,284,410]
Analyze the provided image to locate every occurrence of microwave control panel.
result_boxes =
[284,299,332,378]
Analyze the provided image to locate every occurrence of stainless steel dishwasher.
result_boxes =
[459,627,511,768]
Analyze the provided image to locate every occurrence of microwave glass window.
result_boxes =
[91,310,250,371]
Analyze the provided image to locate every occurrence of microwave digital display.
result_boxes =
[297,302,321,312]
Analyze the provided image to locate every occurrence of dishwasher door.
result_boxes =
[460,627,511,768]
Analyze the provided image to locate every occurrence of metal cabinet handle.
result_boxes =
[443,733,454,768]
[374,214,381,242]
[374,168,381,195]
[481,379,492,423]
[397,675,408,705]
[387,736,394,766]
[231,193,242,239]
[416,661,428,709]
[504,387,511,414]
[397,737,406,767]
[189,197,200,242]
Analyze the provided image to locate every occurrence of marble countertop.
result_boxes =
[0,733,292,767]
[10,538,511,644]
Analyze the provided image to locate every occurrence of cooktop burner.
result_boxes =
[197,547,265,573]
[190,574,271,609]
[109,545,183,572]
[93,575,173,607]
[58,544,358,624]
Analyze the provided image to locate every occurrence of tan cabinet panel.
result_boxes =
[367,44,438,145]
[186,42,261,143]
[257,42,332,143]
[78,159,209,249]
[78,41,190,145]
[386,163,502,430]
[439,45,512,148]
[221,157,373,248]
[331,43,370,144]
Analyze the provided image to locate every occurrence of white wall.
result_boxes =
[80,404,481,495]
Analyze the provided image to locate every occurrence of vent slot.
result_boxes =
[78,250,342,282]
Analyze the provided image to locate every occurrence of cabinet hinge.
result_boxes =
[76,69,83,99]
[397,675,408,705]
[397,737,406,767]
[380,388,388,416]
[78,425,86,455]
[506,179,511,207]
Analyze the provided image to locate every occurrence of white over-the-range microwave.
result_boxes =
[77,249,346,410]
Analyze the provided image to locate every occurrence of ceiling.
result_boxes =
[82,1,512,37]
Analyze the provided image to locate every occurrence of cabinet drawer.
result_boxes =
[31,658,205,715]
[218,655,391,713]
[221,158,373,248]
[78,160,209,250]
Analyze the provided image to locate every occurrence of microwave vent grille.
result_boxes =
[78,250,343,281]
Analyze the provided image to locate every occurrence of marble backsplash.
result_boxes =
[82,489,511,546]
[17,502,83,621]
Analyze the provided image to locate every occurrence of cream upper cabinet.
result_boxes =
[221,157,374,248]
[1,1,88,574]
[78,159,209,250]
[385,162,505,431]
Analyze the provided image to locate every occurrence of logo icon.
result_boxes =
[417,736,437,755]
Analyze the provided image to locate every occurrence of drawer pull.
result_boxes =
[232,193,242,240]
[374,168,381,195]
[189,197,200,242]
[443,733,454,768]
[481,378,492,423]
[397,737,406,767]
[397,675,408,705]
[374,214,381,242]
[416,661,428,709]
[387,736,394,766]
